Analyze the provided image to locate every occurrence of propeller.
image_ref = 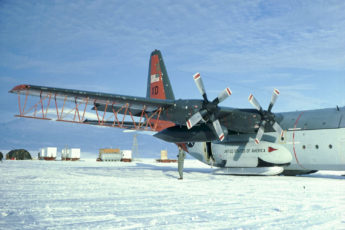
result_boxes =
[186,73,231,141]
[248,89,283,144]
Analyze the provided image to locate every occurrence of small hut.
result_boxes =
[156,150,176,163]
[121,150,132,162]
[39,147,57,161]
[62,147,81,161]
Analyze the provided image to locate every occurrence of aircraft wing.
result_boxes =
[9,84,176,131]
[217,107,261,133]
[10,84,175,113]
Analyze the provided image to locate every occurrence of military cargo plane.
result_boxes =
[10,50,345,175]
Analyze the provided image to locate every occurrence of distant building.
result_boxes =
[161,150,168,160]
[39,147,57,161]
[62,147,80,161]
[98,149,122,161]
[121,150,132,162]
[6,149,32,160]
[156,150,176,163]
[97,149,132,162]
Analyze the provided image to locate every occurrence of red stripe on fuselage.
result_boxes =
[293,112,306,169]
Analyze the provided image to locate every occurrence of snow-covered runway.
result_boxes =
[1,159,344,229]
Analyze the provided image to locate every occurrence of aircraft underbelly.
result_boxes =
[211,141,292,168]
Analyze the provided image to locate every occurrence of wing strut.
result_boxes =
[12,87,174,132]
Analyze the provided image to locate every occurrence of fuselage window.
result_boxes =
[302,145,306,150]
[315,145,319,149]
[329,144,333,149]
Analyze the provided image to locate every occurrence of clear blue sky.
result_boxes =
[1,1,345,153]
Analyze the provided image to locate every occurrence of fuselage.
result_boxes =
[277,106,345,171]
[186,106,345,172]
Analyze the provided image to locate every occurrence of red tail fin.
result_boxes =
[146,50,175,100]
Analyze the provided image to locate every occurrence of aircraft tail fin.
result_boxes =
[146,50,175,100]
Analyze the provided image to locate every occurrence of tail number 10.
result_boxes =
[152,86,159,95]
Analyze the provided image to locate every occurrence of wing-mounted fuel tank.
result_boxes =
[187,141,292,170]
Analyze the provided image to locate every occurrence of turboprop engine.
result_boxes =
[187,141,292,175]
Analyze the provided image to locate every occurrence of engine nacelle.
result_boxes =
[154,125,218,142]
[187,141,292,168]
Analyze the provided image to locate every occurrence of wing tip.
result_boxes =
[10,84,30,93]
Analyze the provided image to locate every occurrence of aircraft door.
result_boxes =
[187,142,211,165]
[339,112,345,128]
[206,142,215,165]
[188,142,215,166]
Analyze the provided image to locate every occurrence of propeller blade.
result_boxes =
[186,110,205,129]
[254,120,266,144]
[272,122,284,138]
[248,94,262,112]
[268,89,280,112]
[193,73,207,100]
[212,119,225,141]
[216,87,232,104]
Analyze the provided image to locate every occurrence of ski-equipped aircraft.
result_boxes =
[9,50,345,175]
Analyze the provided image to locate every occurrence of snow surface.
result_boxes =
[1,159,345,230]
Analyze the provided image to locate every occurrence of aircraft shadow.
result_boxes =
[301,174,345,180]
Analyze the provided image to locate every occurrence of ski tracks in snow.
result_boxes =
[0,160,344,229]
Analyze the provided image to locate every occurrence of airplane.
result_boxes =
[9,50,345,176]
